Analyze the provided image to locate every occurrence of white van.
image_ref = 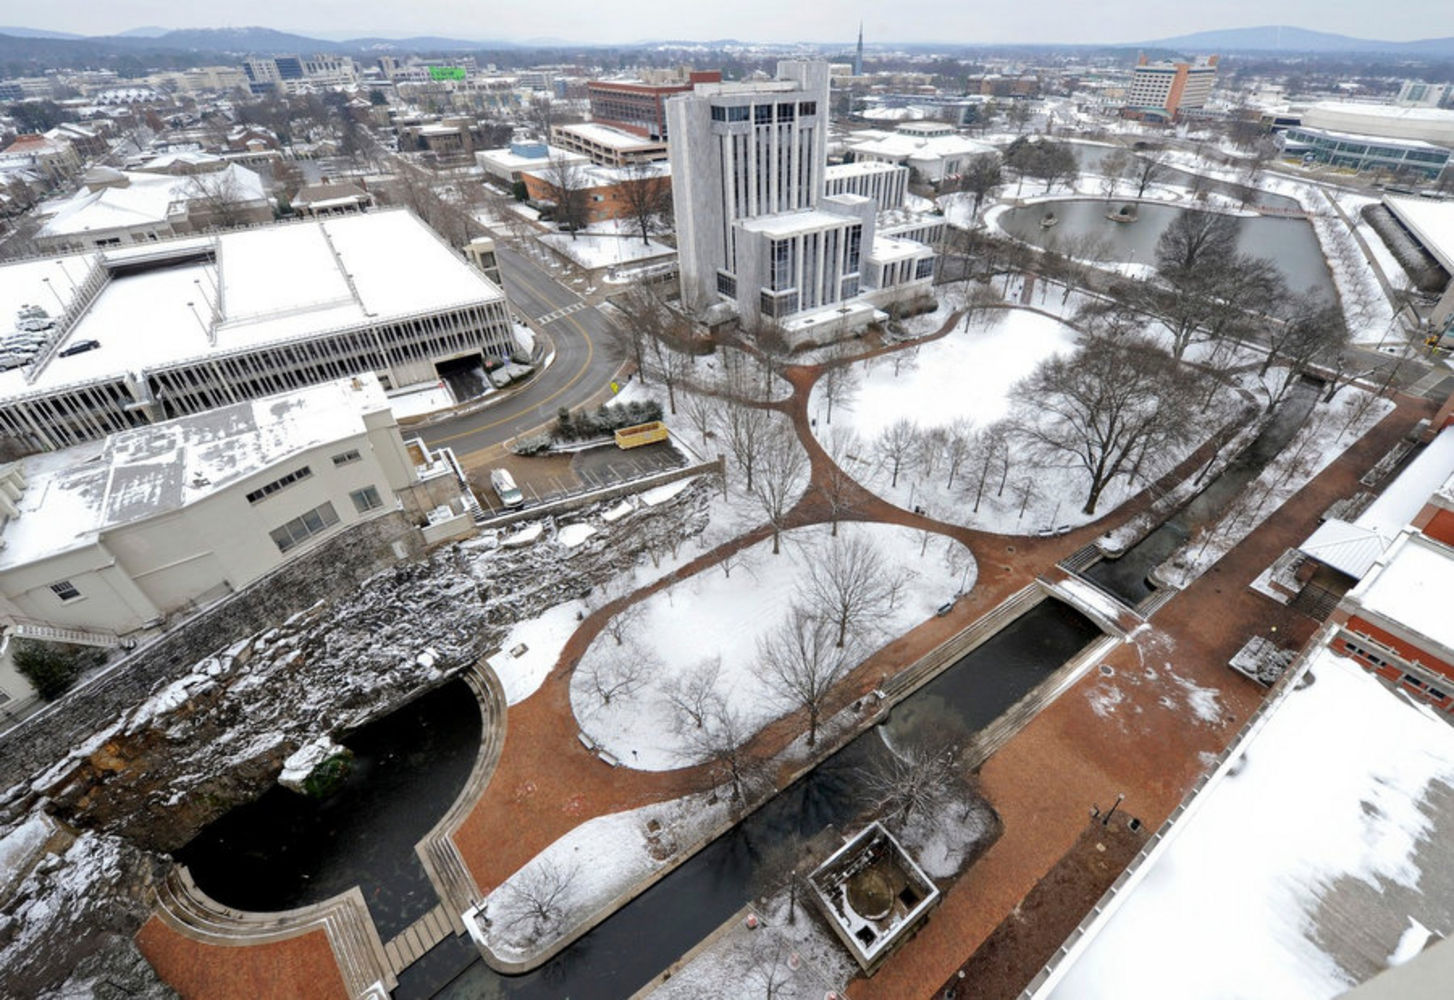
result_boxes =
[490,468,524,508]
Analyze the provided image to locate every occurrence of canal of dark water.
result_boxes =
[1083,378,1322,605]
[177,599,1103,1000]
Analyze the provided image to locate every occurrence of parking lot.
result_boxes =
[469,440,687,516]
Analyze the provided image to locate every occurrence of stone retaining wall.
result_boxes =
[0,512,423,785]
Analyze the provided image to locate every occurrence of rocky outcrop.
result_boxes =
[0,815,172,1000]
[27,481,713,853]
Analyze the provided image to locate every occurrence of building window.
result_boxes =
[846,225,862,274]
[50,580,81,602]
[915,257,936,280]
[754,104,772,124]
[269,502,340,553]
[716,270,737,298]
[727,105,749,122]
[350,486,384,513]
[331,449,361,466]
[777,102,796,121]
[710,105,726,122]
[799,101,816,116]
[246,465,313,504]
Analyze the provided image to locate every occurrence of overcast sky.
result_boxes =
[2,0,1450,45]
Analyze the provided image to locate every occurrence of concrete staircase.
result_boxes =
[155,867,395,999]
[10,620,124,648]
[383,903,453,976]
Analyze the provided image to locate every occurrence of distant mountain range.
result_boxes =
[1141,25,1454,56]
[0,23,1452,59]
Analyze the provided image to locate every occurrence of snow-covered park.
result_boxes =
[569,521,974,770]
[809,306,1244,534]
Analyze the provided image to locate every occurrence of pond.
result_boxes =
[998,199,1336,301]
[176,680,483,941]
[1066,141,1302,212]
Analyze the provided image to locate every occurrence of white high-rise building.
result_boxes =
[669,61,933,343]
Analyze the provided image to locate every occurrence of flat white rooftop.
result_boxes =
[0,209,505,400]
[0,374,391,569]
[1040,644,1454,1000]
[557,122,666,150]
[1353,530,1454,654]
[1385,195,1454,274]
[737,208,863,237]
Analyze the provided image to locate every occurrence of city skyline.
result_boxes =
[1,1,1451,48]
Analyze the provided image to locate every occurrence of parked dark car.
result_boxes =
[58,340,100,357]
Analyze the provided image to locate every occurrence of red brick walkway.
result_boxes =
[136,916,349,1000]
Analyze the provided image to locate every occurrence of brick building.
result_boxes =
[587,71,721,141]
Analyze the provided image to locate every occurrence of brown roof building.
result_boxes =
[586,71,721,141]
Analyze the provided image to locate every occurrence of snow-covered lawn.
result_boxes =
[1048,645,1454,1000]
[486,599,588,705]
[569,521,973,771]
[811,307,1078,441]
[539,224,674,270]
[466,791,735,964]
[810,301,1256,534]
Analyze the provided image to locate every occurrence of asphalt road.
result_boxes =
[418,245,624,460]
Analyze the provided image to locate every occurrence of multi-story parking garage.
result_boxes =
[0,209,522,451]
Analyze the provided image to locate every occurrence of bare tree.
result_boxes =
[597,594,646,647]
[956,155,1002,223]
[494,858,579,944]
[818,342,860,425]
[860,734,962,824]
[680,388,720,445]
[876,417,920,488]
[1098,147,1130,201]
[543,152,589,237]
[1151,211,1284,360]
[610,283,659,379]
[617,160,672,245]
[662,656,724,732]
[751,423,808,554]
[527,93,557,139]
[725,401,775,494]
[943,418,974,490]
[803,533,906,648]
[1015,335,1194,515]
[678,698,768,809]
[759,608,854,748]
[1129,149,1167,199]
[965,421,1011,513]
[751,831,812,926]
[186,169,257,230]
[582,641,654,707]
[821,426,867,537]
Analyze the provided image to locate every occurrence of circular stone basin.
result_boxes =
[846,867,894,920]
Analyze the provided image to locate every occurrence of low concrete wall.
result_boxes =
[478,456,725,531]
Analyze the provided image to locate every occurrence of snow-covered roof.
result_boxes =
[1040,644,1454,1000]
[824,160,905,179]
[1299,519,1387,578]
[738,208,864,237]
[1351,530,1454,655]
[0,210,505,401]
[556,122,665,150]
[1299,426,1454,577]
[1359,427,1454,538]
[0,374,392,569]
[845,129,996,164]
[139,150,226,172]
[1385,196,1454,275]
[35,164,267,239]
